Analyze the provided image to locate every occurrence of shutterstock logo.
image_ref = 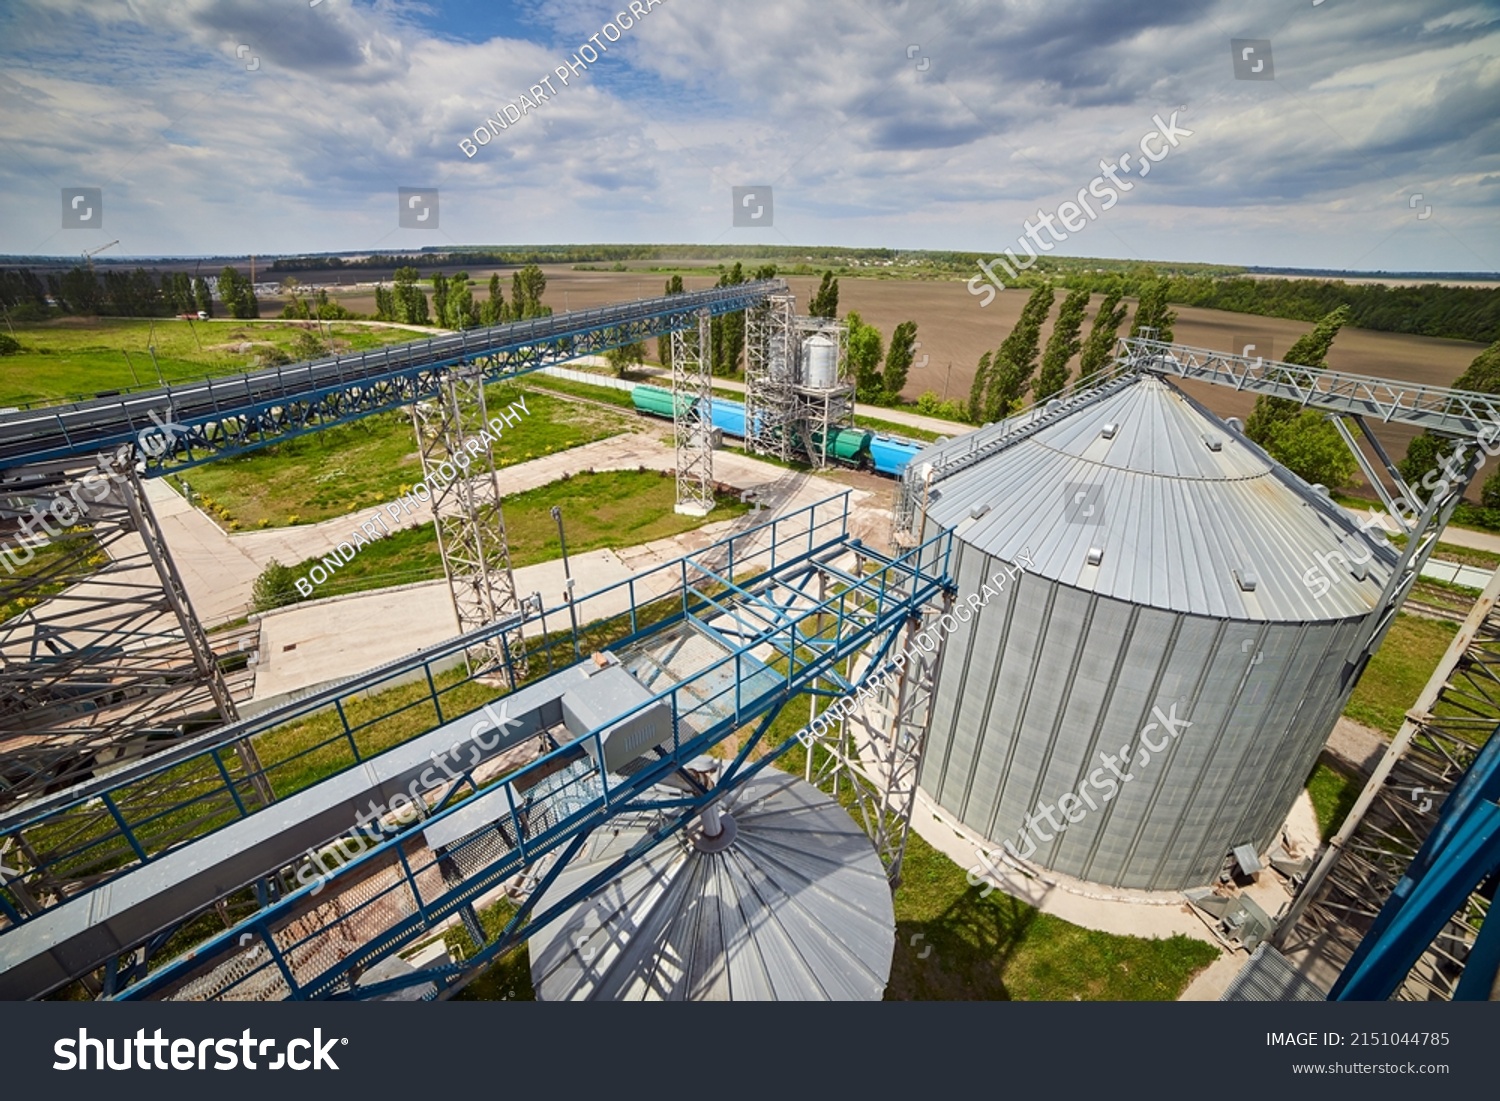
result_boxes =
[398,187,439,229]
[54,1028,344,1071]
[732,185,773,227]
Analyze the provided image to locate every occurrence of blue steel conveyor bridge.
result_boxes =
[0,279,789,811]
[0,279,787,474]
[0,494,954,1000]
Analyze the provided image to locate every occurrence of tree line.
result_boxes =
[959,280,1171,425]
[368,263,551,328]
[651,267,924,407]
[957,278,1500,516]
[1052,268,1499,345]
[0,265,243,319]
[267,245,901,273]
[1248,314,1500,524]
[0,262,558,330]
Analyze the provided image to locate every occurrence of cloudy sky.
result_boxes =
[0,0,1496,272]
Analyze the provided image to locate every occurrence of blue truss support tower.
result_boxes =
[1332,727,1500,1000]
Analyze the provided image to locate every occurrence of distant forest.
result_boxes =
[1051,269,1499,345]
[2,249,1496,344]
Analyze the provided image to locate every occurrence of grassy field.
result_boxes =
[0,318,423,407]
[168,387,634,528]
[854,412,944,443]
[0,537,97,624]
[1345,613,1458,734]
[1305,762,1364,841]
[884,830,1219,1000]
[274,470,751,599]
[523,374,636,409]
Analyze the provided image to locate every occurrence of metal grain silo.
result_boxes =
[528,772,895,999]
[913,374,1392,890]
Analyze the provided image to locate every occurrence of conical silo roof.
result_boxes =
[527,772,894,1000]
[919,374,1392,622]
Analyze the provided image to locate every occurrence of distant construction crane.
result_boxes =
[81,240,118,268]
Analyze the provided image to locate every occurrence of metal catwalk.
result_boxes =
[0,494,954,1000]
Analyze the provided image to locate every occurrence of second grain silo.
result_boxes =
[906,373,1394,891]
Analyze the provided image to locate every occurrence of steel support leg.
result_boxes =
[412,366,525,686]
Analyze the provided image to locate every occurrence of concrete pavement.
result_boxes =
[142,432,868,706]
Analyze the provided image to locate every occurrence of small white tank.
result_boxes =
[801,334,838,389]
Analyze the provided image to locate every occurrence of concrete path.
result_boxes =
[1325,717,1389,775]
[1436,526,1500,554]
[143,432,868,705]
[1339,502,1500,558]
[143,479,265,624]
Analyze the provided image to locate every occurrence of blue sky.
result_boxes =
[0,0,1496,272]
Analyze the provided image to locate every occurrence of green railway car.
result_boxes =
[630,385,692,418]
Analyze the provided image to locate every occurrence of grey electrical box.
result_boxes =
[561,660,673,773]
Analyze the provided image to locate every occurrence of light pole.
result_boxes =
[552,505,581,661]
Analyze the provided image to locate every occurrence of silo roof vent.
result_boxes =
[1234,569,1259,593]
[1101,423,1119,439]
[1086,546,1104,567]
[1202,432,1223,452]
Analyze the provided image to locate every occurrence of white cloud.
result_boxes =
[0,0,1492,270]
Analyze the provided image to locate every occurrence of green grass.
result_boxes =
[250,665,496,800]
[1384,532,1500,573]
[1345,613,1458,735]
[1,534,101,624]
[532,371,947,446]
[523,374,636,409]
[1305,762,1363,841]
[886,830,1219,1000]
[274,469,751,599]
[168,387,634,528]
[445,898,535,1001]
[853,412,944,443]
[0,318,420,407]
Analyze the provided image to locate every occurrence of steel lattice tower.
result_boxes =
[0,453,250,813]
[743,302,852,470]
[803,565,953,888]
[671,309,715,516]
[744,293,798,462]
[412,366,526,686]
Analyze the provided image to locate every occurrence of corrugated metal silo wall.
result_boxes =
[918,531,1370,891]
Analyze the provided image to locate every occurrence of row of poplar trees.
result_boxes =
[965,281,1172,424]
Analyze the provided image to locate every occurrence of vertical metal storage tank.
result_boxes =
[914,374,1394,890]
[801,334,838,389]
